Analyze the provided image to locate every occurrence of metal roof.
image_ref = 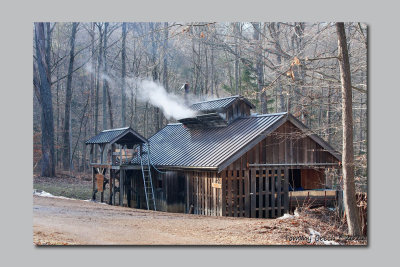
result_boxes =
[190,95,255,112]
[142,112,287,171]
[85,127,147,145]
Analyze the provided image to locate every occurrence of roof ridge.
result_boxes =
[102,127,129,132]
[191,95,240,105]
[253,112,288,117]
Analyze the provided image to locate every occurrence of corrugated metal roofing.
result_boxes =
[141,113,287,169]
[85,127,147,144]
[190,95,254,112]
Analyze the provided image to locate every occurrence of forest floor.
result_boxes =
[33,184,367,245]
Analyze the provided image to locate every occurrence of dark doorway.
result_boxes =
[289,169,302,191]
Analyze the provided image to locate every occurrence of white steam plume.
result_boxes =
[136,79,197,120]
[84,63,198,120]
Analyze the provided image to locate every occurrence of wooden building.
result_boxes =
[86,95,342,218]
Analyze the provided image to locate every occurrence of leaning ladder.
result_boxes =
[139,143,156,211]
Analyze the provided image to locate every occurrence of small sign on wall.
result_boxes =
[96,174,104,192]
[212,182,222,189]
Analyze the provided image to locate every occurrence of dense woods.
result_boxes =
[33,22,367,192]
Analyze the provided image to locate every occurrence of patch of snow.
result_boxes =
[308,228,340,245]
[33,189,54,197]
[33,189,73,200]
[294,209,300,217]
[34,189,109,205]
[278,213,295,220]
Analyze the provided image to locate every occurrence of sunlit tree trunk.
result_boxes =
[336,22,362,236]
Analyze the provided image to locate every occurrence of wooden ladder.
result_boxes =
[139,144,156,211]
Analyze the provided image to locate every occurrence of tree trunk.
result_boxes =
[163,22,169,125]
[90,23,95,138]
[336,22,362,236]
[150,22,160,132]
[121,22,127,127]
[234,22,239,95]
[252,22,266,113]
[107,84,114,129]
[95,24,103,136]
[62,22,78,171]
[34,22,55,177]
[94,24,103,160]
[102,22,109,130]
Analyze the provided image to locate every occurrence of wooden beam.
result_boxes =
[221,171,226,216]
[244,169,250,217]
[249,163,340,167]
[277,168,282,217]
[265,169,270,218]
[283,167,289,213]
[270,168,276,218]
[250,168,256,218]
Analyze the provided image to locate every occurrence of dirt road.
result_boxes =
[33,195,293,245]
[33,195,364,245]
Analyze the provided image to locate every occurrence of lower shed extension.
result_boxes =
[186,168,288,219]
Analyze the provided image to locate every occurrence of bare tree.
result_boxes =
[121,22,127,127]
[102,22,109,130]
[336,22,362,236]
[62,22,78,171]
[34,22,55,177]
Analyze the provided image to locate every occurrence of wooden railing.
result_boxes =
[112,149,138,165]
[289,189,339,209]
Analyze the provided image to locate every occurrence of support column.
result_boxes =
[109,169,113,205]
[100,168,104,203]
[92,167,96,201]
[112,171,116,205]
[120,170,124,206]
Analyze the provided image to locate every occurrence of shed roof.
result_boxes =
[190,95,255,112]
[141,112,341,172]
[85,127,147,145]
[143,113,286,171]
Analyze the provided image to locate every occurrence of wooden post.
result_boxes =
[227,170,232,216]
[270,168,275,218]
[283,167,289,214]
[233,170,237,217]
[186,173,190,213]
[92,167,96,201]
[244,169,250,217]
[259,168,264,218]
[238,169,243,217]
[109,169,113,204]
[265,169,270,218]
[250,168,256,218]
[120,170,124,206]
[100,168,104,203]
[277,168,282,217]
[112,170,116,205]
[221,171,226,216]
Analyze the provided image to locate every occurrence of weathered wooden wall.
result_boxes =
[186,171,223,216]
[217,121,340,218]
[127,170,186,213]
[229,121,338,167]
[220,168,288,218]
[225,101,251,123]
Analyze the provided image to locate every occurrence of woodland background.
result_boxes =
[33,22,367,191]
